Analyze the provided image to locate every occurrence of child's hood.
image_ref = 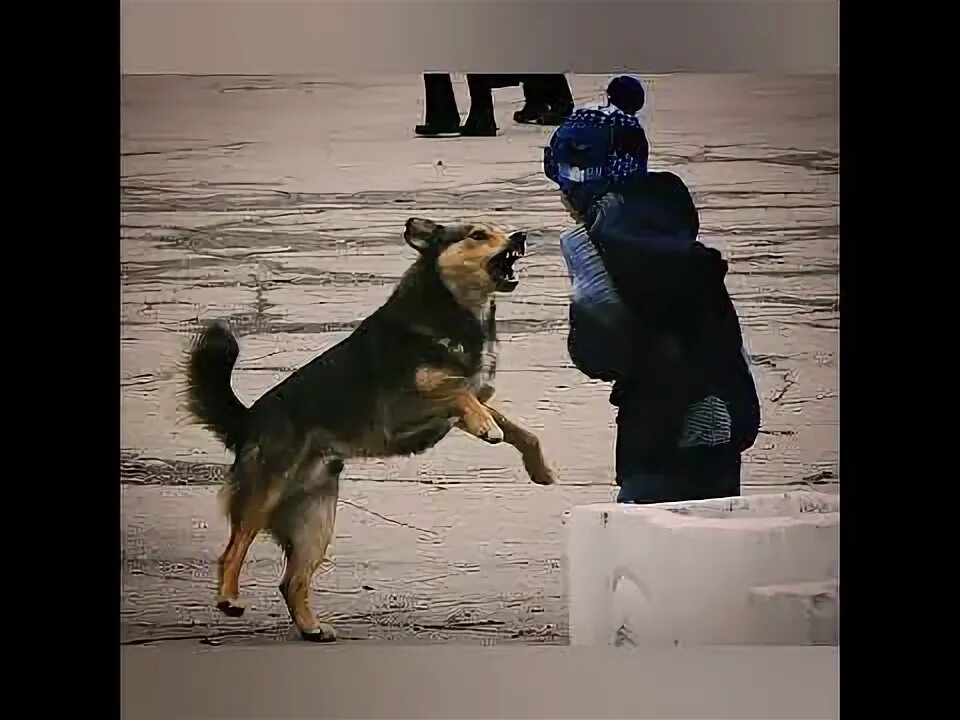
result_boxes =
[586,173,729,305]
[587,171,701,251]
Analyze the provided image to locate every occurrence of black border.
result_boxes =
[24,1,121,716]
[837,0,885,715]
[31,0,885,717]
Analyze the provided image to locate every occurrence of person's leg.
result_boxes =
[614,420,743,504]
[514,74,574,126]
[415,73,461,137]
[514,75,549,124]
[543,74,574,120]
[673,445,743,501]
[614,415,685,504]
[485,74,523,90]
[461,74,499,136]
[616,470,683,504]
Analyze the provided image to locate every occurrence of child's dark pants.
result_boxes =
[614,412,743,504]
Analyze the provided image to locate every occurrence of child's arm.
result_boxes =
[559,226,633,382]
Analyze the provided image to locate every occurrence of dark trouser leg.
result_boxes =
[548,75,574,106]
[540,75,574,123]
[515,75,550,122]
[461,74,498,136]
[485,74,523,90]
[615,427,743,504]
[515,74,574,125]
[416,73,461,136]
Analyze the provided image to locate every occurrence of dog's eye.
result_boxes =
[469,230,487,241]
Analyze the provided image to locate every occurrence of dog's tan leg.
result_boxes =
[273,458,342,642]
[278,490,339,642]
[454,391,504,444]
[484,406,556,485]
[215,483,285,617]
[415,368,503,444]
[216,521,243,616]
[215,521,260,617]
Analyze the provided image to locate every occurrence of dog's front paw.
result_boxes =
[463,411,504,444]
[479,419,504,444]
[301,622,337,643]
[522,455,556,486]
[530,466,556,486]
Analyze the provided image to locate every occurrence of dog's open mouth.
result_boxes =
[488,231,526,292]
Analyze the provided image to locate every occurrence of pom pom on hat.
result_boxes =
[606,75,645,115]
[542,74,650,199]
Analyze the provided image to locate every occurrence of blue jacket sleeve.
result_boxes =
[559,226,633,382]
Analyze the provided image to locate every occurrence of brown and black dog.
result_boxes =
[184,218,554,642]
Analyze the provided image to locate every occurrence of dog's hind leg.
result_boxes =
[273,457,343,642]
[216,520,247,617]
[215,463,287,617]
[216,519,266,617]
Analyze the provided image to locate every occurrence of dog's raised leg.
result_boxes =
[454,391,504,444]
[415,368,503,444]
[276,459,342,642]
[453,399,555,485]
[484,406,555,485]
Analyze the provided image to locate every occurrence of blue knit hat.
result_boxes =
[543,75,649,202]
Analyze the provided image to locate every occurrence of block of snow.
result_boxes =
[748,579,839,645]
[565,491,839,646]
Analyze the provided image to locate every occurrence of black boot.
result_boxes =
[460,74,499,137]
[544,74,575,122]
[514,75,550,124]
[514,75,573,126]
[415,73,462,137]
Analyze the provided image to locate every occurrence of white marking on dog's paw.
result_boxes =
[482,422,504,444]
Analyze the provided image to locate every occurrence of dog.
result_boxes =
[184,217,555,642]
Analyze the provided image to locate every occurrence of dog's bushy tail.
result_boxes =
[184,320,248,451]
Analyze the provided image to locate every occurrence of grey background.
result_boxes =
[121,0,839,76]
[121,644,840,719]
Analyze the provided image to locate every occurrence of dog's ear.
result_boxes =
[404,218,443,254]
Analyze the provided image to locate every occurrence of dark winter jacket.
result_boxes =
[559,172,760,462]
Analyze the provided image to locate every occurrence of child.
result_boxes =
[544,76,761,504]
